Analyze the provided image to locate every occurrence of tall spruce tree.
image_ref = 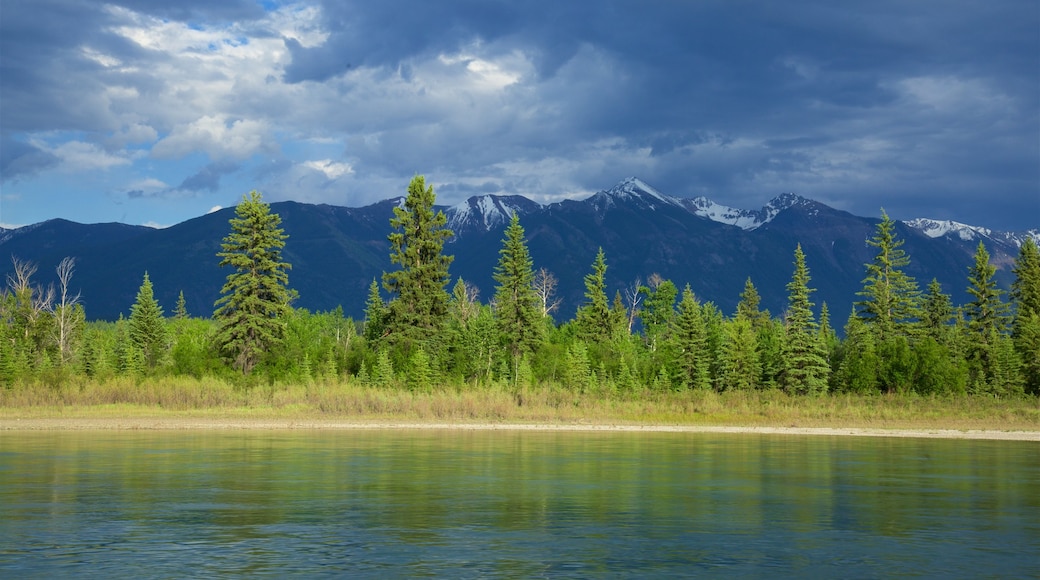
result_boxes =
[964,241,1011,393]
[213,191,294,374]
[782,244,830,394]
[718,317,760,391]
[856,210,920,339]
[362,279,387,341]
[1010,238,1040,393]
[128,272,167,369]
[382,175,454,350]
[492,213,543,357]
[574,248,612,344]
[736,277,771,331]
[672,285,711,390]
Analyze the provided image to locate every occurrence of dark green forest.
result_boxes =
[3,177,1038,399]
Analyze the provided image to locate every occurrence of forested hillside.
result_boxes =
[3,178,1038,398]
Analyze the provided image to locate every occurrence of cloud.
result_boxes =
[1,0,1036,230]
[176,161,241,193]
[152,116,273,162]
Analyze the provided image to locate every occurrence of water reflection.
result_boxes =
[1,431,1037,576]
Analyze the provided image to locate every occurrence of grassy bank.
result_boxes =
[2,376,1038,431]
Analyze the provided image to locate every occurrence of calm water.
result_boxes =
[0,430,1037,577]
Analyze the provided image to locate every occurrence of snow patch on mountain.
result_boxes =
[904,219,1040,248]
[904,218,991,241]
[591,177,685,211]
[447,195,538,231]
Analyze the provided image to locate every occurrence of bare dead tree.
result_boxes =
[533,267,562,317]
[53,257,82,365]
[623,277,643,334]
[6,256,54,341]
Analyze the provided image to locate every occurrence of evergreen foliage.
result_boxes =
[964,242,1011,392]
[213,191,294,374]
[782,245,830,394]
[1010,238,1040,393]
[672,285,711,390]
[382,175,455,350]
[856,210,920,339]
[174,291,188,319]
[574,248,612,344]
[363,279,387,341]
[492,213,544,357]
[128,272,167,369]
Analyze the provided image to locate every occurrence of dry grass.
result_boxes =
[1,377,1038,431]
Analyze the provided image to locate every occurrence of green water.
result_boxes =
[0,430,1037,577]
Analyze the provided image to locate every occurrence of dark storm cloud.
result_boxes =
[282,0,1037,229]
[0,138,59,181]
[2,0,1036,230]
[177,162,241,193]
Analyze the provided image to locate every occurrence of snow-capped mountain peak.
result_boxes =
[904,218,991,241]
[903,218,1039,247]
[591,177,684,211]
[446,195,540,232]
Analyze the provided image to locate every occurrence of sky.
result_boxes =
[1,0,1038,231]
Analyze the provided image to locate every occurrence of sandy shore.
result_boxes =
[1,417,1037,440]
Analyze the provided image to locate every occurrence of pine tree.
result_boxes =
[574,248,612,344]
[128,272,167,369]
[835,312,879,393]
[718,317,760,391]
[736,277,771,331]
[363,279,387,341]
[782,245,830,394]
[920,279,954,343]
[492,213,544,357]
[856,210,920,339]
[964,241,1011,392]
[672,285,711,390]
[1010,238,1040,393]
[213,191,294,374]
[382,175,454,350]
[173,290,188,319]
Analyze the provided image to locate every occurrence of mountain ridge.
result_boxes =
[1,178,1033,322]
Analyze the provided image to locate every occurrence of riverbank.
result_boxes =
[2,379,1037,438]
[2,415,1037,440]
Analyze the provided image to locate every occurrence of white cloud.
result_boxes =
[207,205,223,214]
[152,115,272,161]
[30,139,133,172]
[302,159,353,179]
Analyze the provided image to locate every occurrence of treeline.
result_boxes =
[2,177,1038,398]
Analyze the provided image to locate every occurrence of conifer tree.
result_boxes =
[736,277,771,331]
[964,242,1011,393]
[672,285,711,390]
[920,279,954,342]
[856,210,920,339]
[173,291,188,319]
[574,248,612,344]
[1010,238,1040,393]
[128,272,167,369]
[213,191,294,374]
[492,213,543,357]
[782,245,830,394]
[382,175,454,349]
[363,279,387,341]
[835,312,879,393]
[718,317,760,391]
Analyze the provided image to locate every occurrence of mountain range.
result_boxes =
[2,177,1036,323]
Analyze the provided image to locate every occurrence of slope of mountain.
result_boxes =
[0,179,1032,322]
